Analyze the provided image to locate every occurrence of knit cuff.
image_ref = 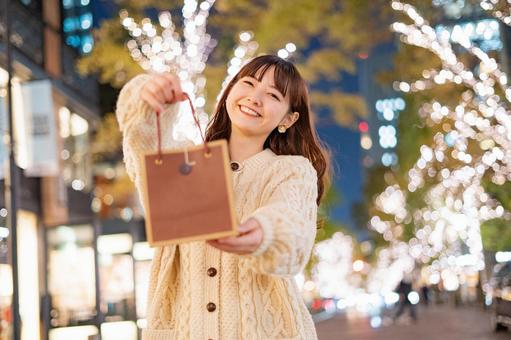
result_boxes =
[116,73,152,132]
[248,211,275,257]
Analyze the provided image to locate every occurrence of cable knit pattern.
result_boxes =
[116,74,319,340]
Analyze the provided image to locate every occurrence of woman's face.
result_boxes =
[225,67,294,138]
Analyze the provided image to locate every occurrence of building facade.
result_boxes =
[0,1,101,339]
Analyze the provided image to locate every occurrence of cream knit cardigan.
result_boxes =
[116,74,319,340]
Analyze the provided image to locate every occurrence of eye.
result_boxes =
[243,80,254,86]
[269,93,280,101]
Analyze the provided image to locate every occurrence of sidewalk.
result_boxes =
[315,304,510,340]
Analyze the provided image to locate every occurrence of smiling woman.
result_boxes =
[116,54,331,339]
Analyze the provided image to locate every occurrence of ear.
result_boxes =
[280,111,300,128]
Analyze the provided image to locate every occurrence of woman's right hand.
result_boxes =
[140,73,187,113]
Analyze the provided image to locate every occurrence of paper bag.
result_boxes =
[140,96,237,246]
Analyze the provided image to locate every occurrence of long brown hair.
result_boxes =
[205,55,331,205]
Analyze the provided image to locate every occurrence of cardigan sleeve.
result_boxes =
[242,156,318,277]
[115,73,192,212]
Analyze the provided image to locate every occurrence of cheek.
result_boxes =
[225,87,242,111]
[267,103,290,123]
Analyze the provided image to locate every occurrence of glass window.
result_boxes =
[97,234,136,322]
[47,225,96,328]
[59,107,92,192]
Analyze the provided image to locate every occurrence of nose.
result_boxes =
[246,95,262,107]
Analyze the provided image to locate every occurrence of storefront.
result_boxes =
[44,218,150,340]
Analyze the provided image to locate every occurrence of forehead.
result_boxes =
[242,64,290,96]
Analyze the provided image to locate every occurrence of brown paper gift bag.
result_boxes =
[140,94,237,246]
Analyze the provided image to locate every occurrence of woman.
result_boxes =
[116,55,330,339]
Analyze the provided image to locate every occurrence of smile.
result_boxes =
[239,105,261,117]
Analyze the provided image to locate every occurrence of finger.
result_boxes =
[238,218,260,234]
[141,90,164,113]
[144,81,167,105]
[153,76,176,103]
[217,230,260,248]
[163,73,185,101]
[206,240,249,255]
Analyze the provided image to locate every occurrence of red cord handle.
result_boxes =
[155,93,211,163]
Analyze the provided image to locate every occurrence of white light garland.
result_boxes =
[480,0,511,26]
[368,1,511,292]
[120,2,297,143]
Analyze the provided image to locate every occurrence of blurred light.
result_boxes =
[0,208,7,217]
[71,113,89,136]
[381,152,398,167]
[0,227,9,238]
[98,233,133,255]
[384,292,400,306]
[361,135,372,150]
[80,13,93,30]
[133,242,155,261]
[71,179,85,191]
[379,125,397,148]
[285,42,296,52]
[303,280,315,292]
[121,208,134,221]
[324,299,336,313]
[103,194,114,206]
[239,31,252,42]
[383,109,394,121]
[336,299,347,310]
[358,121,369,133]
[353,260,364,272]
[407,291,420,305]
[277,49,289,59]
[441,269,459,291]
[496,251,511,263]
[444,132,456,147]
[485,294,492,306]
[91,198,101,213]
[370,316,382,328]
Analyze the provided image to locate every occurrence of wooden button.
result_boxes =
[207,267,217,277]
[207,302,216,312]
[230,162,240,171]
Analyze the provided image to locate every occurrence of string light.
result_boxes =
[368,1,511,292]
[120,2,296,143]
[480,0,511,26]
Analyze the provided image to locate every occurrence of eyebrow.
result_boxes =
[246,76,282,95]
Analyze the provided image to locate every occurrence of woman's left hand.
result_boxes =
[206,218,263,255]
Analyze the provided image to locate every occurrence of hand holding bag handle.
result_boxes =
[154,93,212,172]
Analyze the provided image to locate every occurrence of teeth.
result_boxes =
[240,105,260,117]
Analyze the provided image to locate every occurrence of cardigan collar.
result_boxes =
[230,148,275,172]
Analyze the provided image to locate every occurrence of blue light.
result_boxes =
[434,19,502,52]
[63,17,80,32]
[80,13,93,30]
[81,34,94,54]
[444,132,456,147]
[62,0,73,9]
[382,152,398,167]
[65,35,81,47]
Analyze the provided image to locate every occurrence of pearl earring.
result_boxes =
[278,125,287,133]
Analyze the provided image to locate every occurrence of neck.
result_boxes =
[229,128,266,163]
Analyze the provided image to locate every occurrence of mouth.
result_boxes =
[239,104,262,118]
